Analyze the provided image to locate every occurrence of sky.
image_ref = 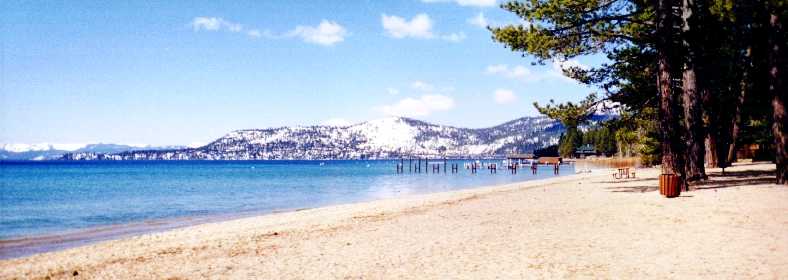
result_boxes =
[1,0,604,147]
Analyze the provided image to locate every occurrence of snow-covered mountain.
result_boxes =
[0,143,185,160]
[60,115,611,160]
[0,144,72,161]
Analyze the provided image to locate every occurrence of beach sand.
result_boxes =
[1,162,786,279]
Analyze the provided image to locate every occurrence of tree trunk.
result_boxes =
[728,58,748,164]
[681,0,706,183]
[728,2,758,165]
[657,0,686,188]
[768,11,787,184]
[706,134,718,167]
[704,80,719,168]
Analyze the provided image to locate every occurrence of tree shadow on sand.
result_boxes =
[599,177,655,184]
[605,168,778,193]
[607,185,658,193]
[693,169,776,190]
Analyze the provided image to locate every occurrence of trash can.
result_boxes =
[659,173,680,198]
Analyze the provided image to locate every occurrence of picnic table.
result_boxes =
[612,167,636,179]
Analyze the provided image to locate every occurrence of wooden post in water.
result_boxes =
[409,158,412,173]
[443,158,447,173]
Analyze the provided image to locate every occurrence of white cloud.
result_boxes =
[486,64,532,80]
[378,94,455,117]
[191,17,222,31]
[493,89,517,104]
[485,59,589,83]
[551,59,588,75]
[287,20,348,46]
[468,12,489,28]
[410,81,435,92]
[545,59,590,82]
[441,32,466,42]
[381,13,434,39]
[422,0,497,7]
[321,118,353,127]
[191,17,243,32]
[386,88,400,95]
[381,13,465,43]
[190,17,345,44]
[190,17,262,39]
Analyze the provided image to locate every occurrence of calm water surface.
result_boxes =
[0,160,573,256]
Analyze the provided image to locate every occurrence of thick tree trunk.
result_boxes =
[681,0,706,183]
[768,11,787,184]
[657,0,686,188]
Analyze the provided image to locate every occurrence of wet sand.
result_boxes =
[0,207,314,260]
[1,162,786,279]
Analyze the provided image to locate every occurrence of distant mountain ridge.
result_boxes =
[0,143,185,160]
[60,115,613,160]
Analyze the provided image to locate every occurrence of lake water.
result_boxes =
[0,160,573,257]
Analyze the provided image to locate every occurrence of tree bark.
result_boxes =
[681,0,706,183]
[657,0,686,188]
[704,82,720,168]
[768,10,787,184]
[728,59,748,164]
[706,134,718,167]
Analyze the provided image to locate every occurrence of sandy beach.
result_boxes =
[1,162,786,279]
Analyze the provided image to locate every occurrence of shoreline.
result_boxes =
[2,162,785,278]
[0,207,308,260]
[0,166,584,260]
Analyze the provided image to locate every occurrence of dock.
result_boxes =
[394,154,566,176]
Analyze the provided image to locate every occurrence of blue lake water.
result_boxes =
[0,160,572,251]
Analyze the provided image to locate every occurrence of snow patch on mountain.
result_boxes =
[60,115,614,160]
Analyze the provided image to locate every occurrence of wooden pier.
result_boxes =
[395,155,564,176]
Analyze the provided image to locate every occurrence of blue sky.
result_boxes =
[2,0,602,146]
